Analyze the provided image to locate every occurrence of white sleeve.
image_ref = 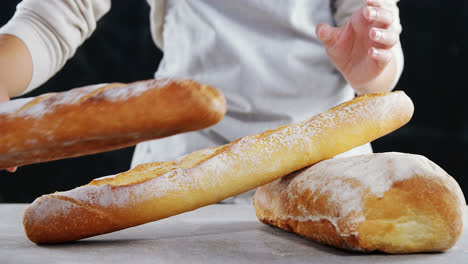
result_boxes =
[0,0,111,95]
[332,0,404,90]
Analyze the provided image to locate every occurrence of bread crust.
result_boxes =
[0,79,226,170]
[23,91,414,244]
[253,153,466,253]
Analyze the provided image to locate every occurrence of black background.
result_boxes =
[0,1,466,203]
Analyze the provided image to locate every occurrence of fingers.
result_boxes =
[363,0,401,50]
[369,27,399,47]
[369,47,392,68]
[365,2,398,66]
[364,6,394,28]
[316,23,341,47]
[6,167,17,173]
[364,0,401,32]
[366,0,397,9]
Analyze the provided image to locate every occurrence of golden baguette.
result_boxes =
[0,79,226,170]
[253,153,466,253]
[23,91,414,244]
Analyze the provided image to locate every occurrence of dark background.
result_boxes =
[0,1,466,203]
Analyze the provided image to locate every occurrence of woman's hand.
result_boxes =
[316,0,402,94]
[0,87,17,173]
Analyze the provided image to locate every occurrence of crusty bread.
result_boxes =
[253,152,466,253]
[23,91,414,244]
[0,79,226,170]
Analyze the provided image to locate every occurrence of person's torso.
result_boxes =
[134,0,359,167]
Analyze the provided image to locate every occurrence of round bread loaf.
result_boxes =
[253,152,466,253]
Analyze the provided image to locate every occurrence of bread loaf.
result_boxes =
[0,79,226,170]
[23,91,414,244]
[253,152,466,253]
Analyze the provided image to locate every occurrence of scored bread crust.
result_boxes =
[253,153,466,253]
[0,78,226,170]
[23,91,414,244]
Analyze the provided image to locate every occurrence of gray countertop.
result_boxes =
[1,203,467,264]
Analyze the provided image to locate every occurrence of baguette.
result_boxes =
[253,152,466,253]
[23,91,414,244]
[0,79,226,170]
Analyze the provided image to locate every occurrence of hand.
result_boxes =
[316,0,402,93]
[0,87,18,173]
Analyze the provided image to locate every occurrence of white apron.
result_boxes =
[132,0,372,202]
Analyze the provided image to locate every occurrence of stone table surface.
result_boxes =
[1,204,467,264]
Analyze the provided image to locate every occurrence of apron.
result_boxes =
[133,0,372,202]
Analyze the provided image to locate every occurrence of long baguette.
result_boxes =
[0,79,226,170]
[23,91,414,244]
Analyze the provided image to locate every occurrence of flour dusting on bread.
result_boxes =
[49,94,406,211]
[257,153,453,236]
[23,91,415,244]
[254,152,466,253]
[0,97,34,115]
[15,84,106,118]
